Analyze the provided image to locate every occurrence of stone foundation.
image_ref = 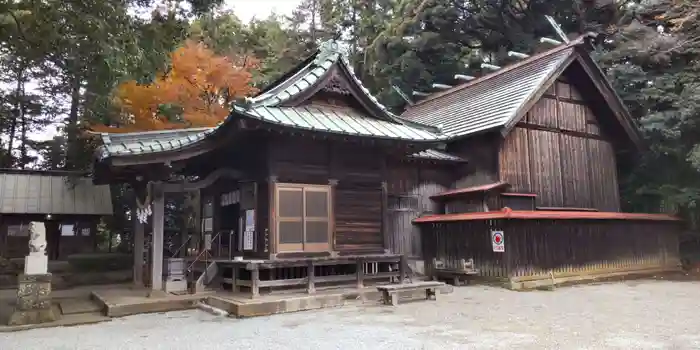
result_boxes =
[7,273,57,325]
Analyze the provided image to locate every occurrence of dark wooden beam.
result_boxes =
[516,122,607,141]
[161,168,244,193]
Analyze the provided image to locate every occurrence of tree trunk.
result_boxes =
[65,76,82,170]
[19,82,27,169]
[5,67,24,168]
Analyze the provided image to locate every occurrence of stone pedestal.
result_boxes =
[7,273,57,326]
[24,254,48,275]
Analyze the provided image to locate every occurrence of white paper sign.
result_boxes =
[491,230,505,252]
[243,230,254,250]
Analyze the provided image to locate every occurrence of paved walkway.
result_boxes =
[1,280,699,349]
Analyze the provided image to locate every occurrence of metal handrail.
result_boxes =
[171,235,192,258]
[185,231,223,273]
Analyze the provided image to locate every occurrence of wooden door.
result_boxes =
[387,195,421,258]
[276,184,332,253]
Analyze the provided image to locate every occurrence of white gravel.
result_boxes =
[2,280,700,350]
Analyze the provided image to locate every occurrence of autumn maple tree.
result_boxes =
[91,39,259,132]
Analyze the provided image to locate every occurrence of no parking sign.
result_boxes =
[491,230,505,252]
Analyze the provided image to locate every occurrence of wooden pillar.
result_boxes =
[380,181,388,253]
[133,207,145,287]
[307,260,315,294]
[399,255,407,284]
[329,179,338,252]
[356,258,364,289]
[250,264,260,299]
[150,182,165,292]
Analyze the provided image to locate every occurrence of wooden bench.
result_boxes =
[376,281,446,306]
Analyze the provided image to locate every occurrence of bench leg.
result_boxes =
[390,292,398,306]
[452,276,461,287]
[382,290,390,305]
[426,288,437,301]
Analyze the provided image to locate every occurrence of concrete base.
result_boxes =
[205,284,455,318]
[7,273,57,326]
[91,289,215,317]
[164,276,187,294]
[506,265,681,291]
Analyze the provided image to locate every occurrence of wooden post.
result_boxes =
[381,180,388,252]
[399,255,407,284]
[150,182,165,292]
[356,258,364,289]
[251,264,260,299]
[231,265,239,293]
[133,207,145,288]
[307,260,315,294]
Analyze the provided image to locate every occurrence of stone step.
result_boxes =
[58,299,103,315]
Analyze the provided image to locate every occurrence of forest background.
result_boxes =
[2,0,700,247]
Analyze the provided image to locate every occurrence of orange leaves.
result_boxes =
[91,40,259,133]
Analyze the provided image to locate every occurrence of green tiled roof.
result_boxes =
[248,41,402,124]
[236,105,442,141]
[95,127,213,160]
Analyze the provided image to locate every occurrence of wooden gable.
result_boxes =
[498,62,623,211]
[280,64,395,123]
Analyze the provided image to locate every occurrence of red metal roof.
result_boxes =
[413,207,682,223]
[500,192,537,198]
[430,182,510,200]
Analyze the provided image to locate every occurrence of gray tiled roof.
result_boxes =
[410,149,466,162]
[401,46,575,138]
[0,172,112,215]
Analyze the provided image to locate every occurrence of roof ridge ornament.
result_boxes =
[314,39,346,65]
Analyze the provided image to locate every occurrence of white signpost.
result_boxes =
[491,230,505,252]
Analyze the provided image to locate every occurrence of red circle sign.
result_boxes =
[493,232,503,244]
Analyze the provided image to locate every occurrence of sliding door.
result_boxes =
[275,183,331,253]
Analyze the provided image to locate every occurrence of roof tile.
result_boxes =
[402,48,574,138]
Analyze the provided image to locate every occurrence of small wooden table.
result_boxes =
[376,281,446,306]
[434,268,480,286]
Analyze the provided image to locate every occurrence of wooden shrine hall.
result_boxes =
[92,40,455,296]
[92,34,682,296]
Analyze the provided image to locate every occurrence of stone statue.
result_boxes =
[28,223,47,255]
[24,222,48,275]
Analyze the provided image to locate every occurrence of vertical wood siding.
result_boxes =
[421,219,681,281]
[385,162,451,258]
[500,81,621,211]
[449,134,500,188]
[268,137,386,253]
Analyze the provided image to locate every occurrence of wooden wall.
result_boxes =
[386,161,452,258]
[267,136,386,254]
[421,218,681,283]
[448,134,500,188]
[499,80,621,211]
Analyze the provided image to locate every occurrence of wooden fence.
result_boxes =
[420,218,682,287]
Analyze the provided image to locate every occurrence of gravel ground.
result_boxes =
[2,280,700,350]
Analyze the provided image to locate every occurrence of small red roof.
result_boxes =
[430,182,510,200]
[413,207,682,223]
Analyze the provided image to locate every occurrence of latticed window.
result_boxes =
[276,183,332,253]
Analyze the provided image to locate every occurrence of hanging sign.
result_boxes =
[491,230,505,252]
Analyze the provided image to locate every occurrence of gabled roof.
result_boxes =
[95,40,446,162]
[401,34,643,150]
